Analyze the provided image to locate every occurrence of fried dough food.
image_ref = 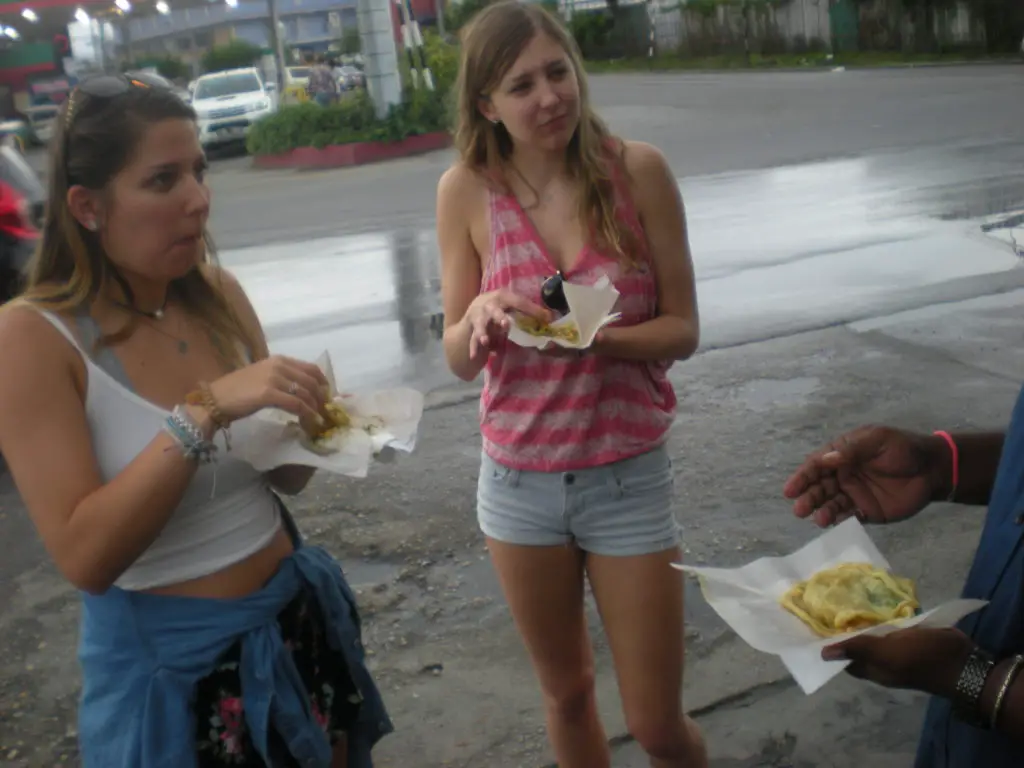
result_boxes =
[301,400,352,455]
[515,315,581,344]
[780,562,919,637]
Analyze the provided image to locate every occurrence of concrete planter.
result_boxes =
[252,131,451,170]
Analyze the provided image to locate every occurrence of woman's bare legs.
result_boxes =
[486,538,611,768]
[586,547,707,768]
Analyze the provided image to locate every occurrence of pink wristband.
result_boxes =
[934,430,959,500]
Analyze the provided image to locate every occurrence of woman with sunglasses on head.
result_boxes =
[0,74,390,767]
[436,3,704,767]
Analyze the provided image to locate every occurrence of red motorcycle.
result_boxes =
[0,137,44,305]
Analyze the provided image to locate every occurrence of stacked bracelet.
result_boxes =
[991,654,1024,730]
[165,405,218,464]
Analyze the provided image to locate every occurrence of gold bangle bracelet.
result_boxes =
[990,654,1024,730]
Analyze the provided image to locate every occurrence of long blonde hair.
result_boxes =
[18,81,258,367]
[453,0,639,264]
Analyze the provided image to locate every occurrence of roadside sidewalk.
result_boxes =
[1,288,1023,767]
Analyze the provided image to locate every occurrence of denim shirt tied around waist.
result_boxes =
[76,522,393,768]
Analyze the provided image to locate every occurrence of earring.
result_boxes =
[86,219,97,231]
[491,118,500,125]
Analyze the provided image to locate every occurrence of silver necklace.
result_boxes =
[118,301,188,354]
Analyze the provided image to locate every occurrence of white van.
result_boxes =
[191,68,277,149]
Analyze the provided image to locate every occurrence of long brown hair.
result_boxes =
[18,79,258,367]
[453,0,638,264]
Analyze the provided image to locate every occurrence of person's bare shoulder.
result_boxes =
[438,162,490,208]
[0,302,83,381]
[200,263,253,318]
[621,140,672,185]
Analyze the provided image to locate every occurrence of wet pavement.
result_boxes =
[222,140,1024,393]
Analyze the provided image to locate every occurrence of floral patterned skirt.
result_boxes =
[194,587,365,767]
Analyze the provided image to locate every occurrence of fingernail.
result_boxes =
[823,451,841,460]
[315,414,325,426]
[822,646,847,661]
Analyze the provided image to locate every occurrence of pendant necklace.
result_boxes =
[117,300,189,355]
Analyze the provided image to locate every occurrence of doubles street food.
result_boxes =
[780,562,920,637]
[301,401,353,455]
[515,315,581,344]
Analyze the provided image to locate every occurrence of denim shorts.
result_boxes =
[477,446,680,557]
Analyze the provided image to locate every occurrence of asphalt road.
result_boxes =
[203,65,1024,394]
[204,64,1024,248]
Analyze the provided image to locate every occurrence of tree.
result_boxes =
[444,0,493,33]
[339,26,361,55]
[201,40,263,73]
[124,55,189,81]
[422,29,458,92]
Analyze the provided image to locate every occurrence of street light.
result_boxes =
[20,8,38,22]
[3,26,18,39]
[115,0,131,11]
[155,1,169,12]
[225,0,237,7]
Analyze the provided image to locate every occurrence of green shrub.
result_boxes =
[423,31,459,93]
[201,40,264,74]
[246,88,450,156]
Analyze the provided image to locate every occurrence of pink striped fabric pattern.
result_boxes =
[479,171,677,472]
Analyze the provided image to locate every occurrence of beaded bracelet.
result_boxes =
[165,405,218,464]
[185,382,231,449]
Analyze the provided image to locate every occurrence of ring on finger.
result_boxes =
[288,381,298,395]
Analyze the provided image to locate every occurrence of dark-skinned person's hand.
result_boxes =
[821,626,975,698]
[783,425,951,528]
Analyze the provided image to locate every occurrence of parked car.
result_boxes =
[0,116,32,152]
[282,66,312,105]
[24,104,60,145]
[337,65,364,91]
[191,68,277,151]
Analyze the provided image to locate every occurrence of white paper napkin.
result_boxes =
[674,518,988,694]
[506,275,621,351]
[234,351,424,478]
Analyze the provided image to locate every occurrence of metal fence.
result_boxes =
[568,0,1005,59]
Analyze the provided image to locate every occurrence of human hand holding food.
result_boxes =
[206,355,329,427]
[821,626,974,698]
[463,290,551,360]
[783,426,951,528]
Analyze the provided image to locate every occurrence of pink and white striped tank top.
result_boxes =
[479,166,677,473]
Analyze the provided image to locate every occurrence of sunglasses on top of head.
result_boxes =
[65,71,170,129]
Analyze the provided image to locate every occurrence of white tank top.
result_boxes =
[33,309,282,591]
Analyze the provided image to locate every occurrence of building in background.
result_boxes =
[125,0,357,73]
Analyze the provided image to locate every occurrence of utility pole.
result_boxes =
[267,0,288,90]
[435,0,445,38]
[357,0,402,119]
[395,0,418,87]
[96,16,107,72]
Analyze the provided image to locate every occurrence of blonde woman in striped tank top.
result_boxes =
[436,3,707,767]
